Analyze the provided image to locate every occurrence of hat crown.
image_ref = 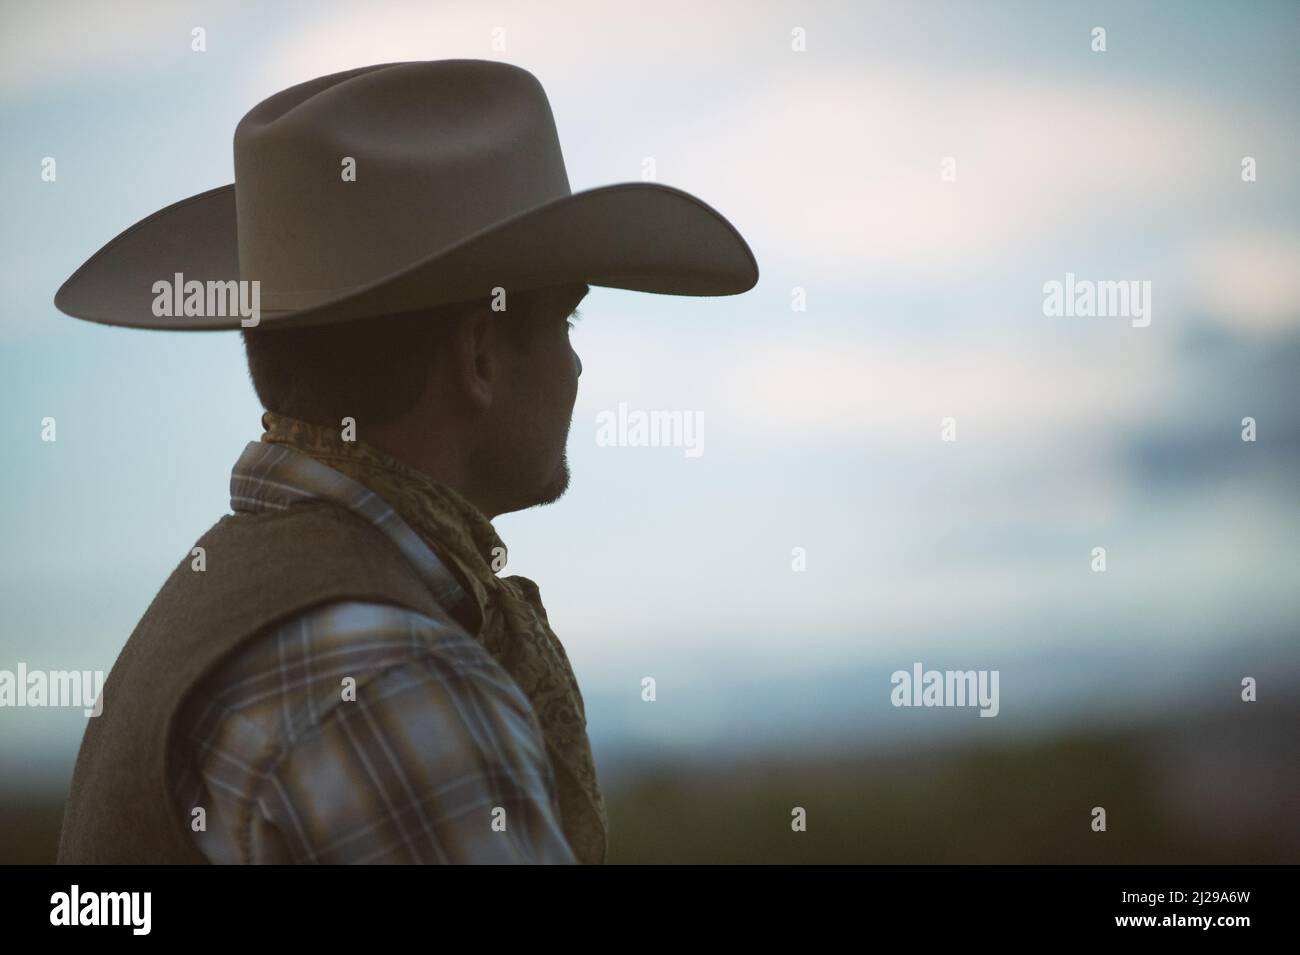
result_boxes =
[233,60,572,310]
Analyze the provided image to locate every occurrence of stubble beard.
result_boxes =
[533,448,571,507]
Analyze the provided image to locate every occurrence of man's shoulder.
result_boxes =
[150,501,423,612]
[136,499,455,675]
[193,499,396,552]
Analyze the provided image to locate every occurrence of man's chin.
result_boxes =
[533,456,571,507]
[498,457,569,515]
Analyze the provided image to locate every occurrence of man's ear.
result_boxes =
[448,306,496,411]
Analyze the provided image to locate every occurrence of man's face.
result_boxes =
[489,284,587,514]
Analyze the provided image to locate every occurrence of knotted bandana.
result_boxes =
[259,410,608,864]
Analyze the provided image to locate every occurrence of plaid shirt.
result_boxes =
[170,440,577,864]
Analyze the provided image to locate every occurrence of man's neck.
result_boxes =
[359,424,499,519]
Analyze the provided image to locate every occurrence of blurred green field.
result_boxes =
[604,713,1294,864]
[5,704,1293,864]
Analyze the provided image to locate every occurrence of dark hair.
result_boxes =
[240,286,572,429]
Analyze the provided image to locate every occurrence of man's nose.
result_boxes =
[574,350,582,377]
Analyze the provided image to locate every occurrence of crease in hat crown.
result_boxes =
[234,60,574,311]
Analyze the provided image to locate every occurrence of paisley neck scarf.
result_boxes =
[259,410,608,864]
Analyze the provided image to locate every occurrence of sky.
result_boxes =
[1,0,1297,786]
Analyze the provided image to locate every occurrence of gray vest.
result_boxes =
[56,501,455,864]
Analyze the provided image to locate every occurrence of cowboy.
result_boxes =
[52,59,758,864]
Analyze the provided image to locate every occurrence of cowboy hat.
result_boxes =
[53,59,759,331]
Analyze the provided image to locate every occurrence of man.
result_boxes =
[52,59,758,864]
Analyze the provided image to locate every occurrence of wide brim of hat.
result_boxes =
[53,181,759,330]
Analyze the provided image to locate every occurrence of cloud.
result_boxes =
[1177,231,1300,336]
[701,333,1169,447]
[685,69,1281,278]
[0,0,213,95]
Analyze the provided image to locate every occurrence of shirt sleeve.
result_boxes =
[247,647,578,864]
